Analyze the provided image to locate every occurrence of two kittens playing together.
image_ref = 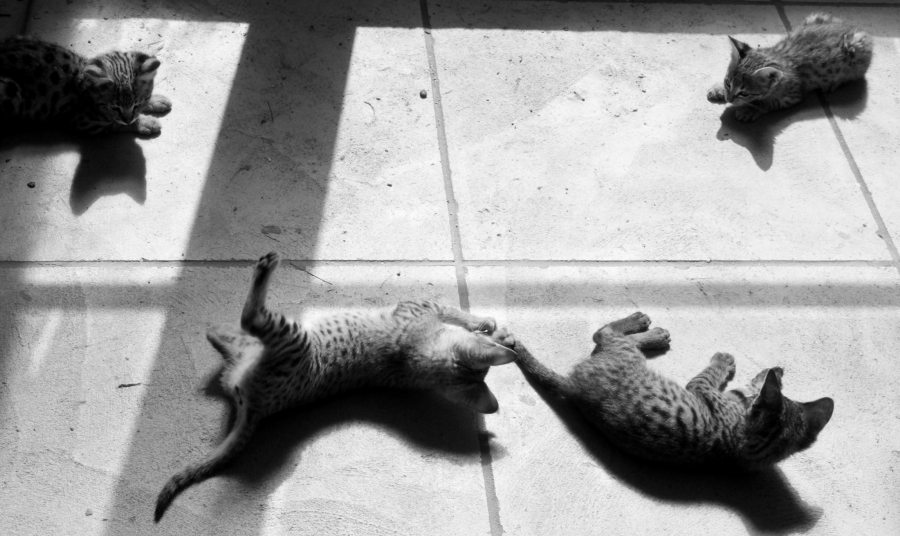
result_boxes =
[155,251,834,521]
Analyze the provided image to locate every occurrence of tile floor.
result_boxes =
[1,1,898,535]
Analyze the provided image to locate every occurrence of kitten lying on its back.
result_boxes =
[708,13,872,122]
[515,312,833,468]
[155,252,517,522]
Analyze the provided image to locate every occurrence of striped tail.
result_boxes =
[154,405,258,522]
[514,341,574,399]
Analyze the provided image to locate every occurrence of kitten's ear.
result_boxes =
[84,59,113,86]
[802,397,835,434]
[463,337,517,370]
[136,54,161,81]
[752,368,783,411]
[442,382,499,414]
[728,36,752,59]
[752,66,783,85]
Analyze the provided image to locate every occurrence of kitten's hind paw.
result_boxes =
[632,327,670,350]
[144,94,172,116]
[707,85,726,104]
[256,251,281,274]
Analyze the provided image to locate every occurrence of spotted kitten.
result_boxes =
[154,252,517,522]
[707,13,872,122]
[515,312,833,467]
[0,36,171,136]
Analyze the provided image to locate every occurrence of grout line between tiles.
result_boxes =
[0,259,896,268]
[419,2,505,535]
[774,3,900,275]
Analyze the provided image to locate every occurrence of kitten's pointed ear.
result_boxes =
[753,368,784,410]
[753,66,784,85]
[443,382,499,414]
[463,338,517,370]
[137,54,161,81]
[728,36,752,59]
[802,397,835,433]
[84,59,113,86]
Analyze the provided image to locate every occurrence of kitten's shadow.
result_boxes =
[0,125,147,215]
[715,79,868,171]
[200,368,488,501]
[519,363,824,536]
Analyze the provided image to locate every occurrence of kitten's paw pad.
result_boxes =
[612,311,651,334]
[256,251,281,273]
[135,115,161,138]
[475,317,497,334]
[712,352,736,380]
[707,85,726,104]
[733,107,760,122]
[144,94,172,116]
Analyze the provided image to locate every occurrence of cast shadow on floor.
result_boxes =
[518,362,823,536]
[196,368,488,506]
[0,125,147,215]
[715,80,868,171]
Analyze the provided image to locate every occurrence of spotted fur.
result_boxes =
[707,13,873,121]
[154,251,517,522]
[515,312,833,467]
[0,36,171,136]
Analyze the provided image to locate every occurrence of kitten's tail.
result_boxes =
[154,405,258,523]
[514,341,574,399]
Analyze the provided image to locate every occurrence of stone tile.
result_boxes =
[0,264,492,536]
[468,264,900,536]
[0,0,450,261]
[793,6,900,250]
[430,1,890,261]
[0,0,28,37]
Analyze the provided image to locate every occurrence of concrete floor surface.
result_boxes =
[0,1,898,535]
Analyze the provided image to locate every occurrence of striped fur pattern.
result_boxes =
[154,251,517,522]
[707,13,872,121]
[515,312,834,468]
[0,36,171,136]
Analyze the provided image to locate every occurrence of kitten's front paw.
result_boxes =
[490,326,516,348]
[144,94,172,116]
[711,352,736,381]
[733,106,761,122]
[256,251,280,274]
[475,317,497,334]
[707,84,726,104]
[135,115,162,138]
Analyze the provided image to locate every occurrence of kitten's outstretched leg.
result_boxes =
[686,352,736,395]
[628,327,671,351]
[437,305,497,333]
[241,251,279,331]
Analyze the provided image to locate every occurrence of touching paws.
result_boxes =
[489,326,516,349]
[474,317,498,334]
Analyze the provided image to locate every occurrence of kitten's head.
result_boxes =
[81,51,160,125]
[742,367,834,466]
[722,36,785,106]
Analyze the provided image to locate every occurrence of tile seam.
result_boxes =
[0,259,894,267]
[774,3,900,274]
[419,2,505,536]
